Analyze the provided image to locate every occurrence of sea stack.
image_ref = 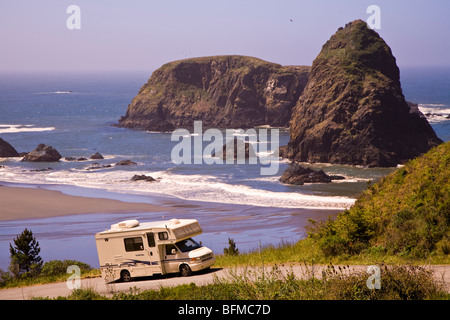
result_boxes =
[117,55,310,131]
[282,20,442,167]
[0,138,19,157]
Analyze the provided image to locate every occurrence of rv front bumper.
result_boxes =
[189,256,216,272]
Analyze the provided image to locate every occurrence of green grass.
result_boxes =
[215,237,450,268]
[40,263,449,300]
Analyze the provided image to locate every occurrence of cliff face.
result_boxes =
[117,55,310,131]
[282,20,442,167]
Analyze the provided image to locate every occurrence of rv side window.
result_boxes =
[124,237,144,252]
[147,233,155,247]
[166,244,177,255]
[158,232,168,240]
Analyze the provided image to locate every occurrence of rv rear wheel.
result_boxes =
[120,270,132,282]
[180,264,192,277]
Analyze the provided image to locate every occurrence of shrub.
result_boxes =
[437,237,450,255]
[66,288,105,300]
[307,208,376,256]
[40,260,92,277]
[323,264,441,300]
[223,238,239,256]
[0,269,13,286]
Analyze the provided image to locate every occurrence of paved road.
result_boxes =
[0,265,448,300]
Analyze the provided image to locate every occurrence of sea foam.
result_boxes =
[418,104,450,123]
[0,124,55,134]
[0,166,355,210]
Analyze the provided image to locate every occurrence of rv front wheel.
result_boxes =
[179,264,192,277]
[120,270,132,282]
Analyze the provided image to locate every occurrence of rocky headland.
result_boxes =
[117,55,310,131]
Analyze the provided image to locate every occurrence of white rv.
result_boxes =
[95,218,215,282]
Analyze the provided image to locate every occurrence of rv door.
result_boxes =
[163,243,180,274]
[145,232,163,275]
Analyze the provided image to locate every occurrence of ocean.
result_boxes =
[0,67,449,269]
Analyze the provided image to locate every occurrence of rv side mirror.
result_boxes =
[171,248,177,254]
[199,241,203,246]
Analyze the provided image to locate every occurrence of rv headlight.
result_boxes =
[191,257,201,262]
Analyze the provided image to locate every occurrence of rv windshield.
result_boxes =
[175,238,202,252]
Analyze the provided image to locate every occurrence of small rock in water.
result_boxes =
[90,152,104,160]
[22,144,61,162]
[115,160,137,166]
[280,162,344,185]
[131,174,156,182]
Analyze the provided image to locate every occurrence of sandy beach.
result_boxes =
[0,185,170,221]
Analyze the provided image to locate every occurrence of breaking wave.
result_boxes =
[418,104,450,123]
[0,167,355,210]
[34,91,73,94]
[0,124,56,134]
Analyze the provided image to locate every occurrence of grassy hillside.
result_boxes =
[308,142,450,259]
[215,142,449,266]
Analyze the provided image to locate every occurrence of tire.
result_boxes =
[120,270,132,282]
[179,264,192,277]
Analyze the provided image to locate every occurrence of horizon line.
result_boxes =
[1,64,450,75]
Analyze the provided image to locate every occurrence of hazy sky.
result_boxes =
[1,0,449,73]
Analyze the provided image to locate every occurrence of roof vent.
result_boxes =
[168,218,180,225]
[111,219,139,230]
